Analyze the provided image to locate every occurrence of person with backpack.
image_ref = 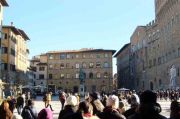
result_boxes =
[21,99,38,119]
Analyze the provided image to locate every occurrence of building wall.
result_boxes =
[16,35,28,72]
[1,28,17,83]
[129,0,180,91]
[116,44,132,89]
[44,50,114,93]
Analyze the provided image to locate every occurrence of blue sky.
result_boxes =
[3,0,155,74]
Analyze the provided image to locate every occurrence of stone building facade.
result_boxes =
[129,0,180,90]
[31,49,115,93]
[114,43,133,89]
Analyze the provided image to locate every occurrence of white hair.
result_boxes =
[107,95,119,109]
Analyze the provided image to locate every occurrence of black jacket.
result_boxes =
[98,107,126,119]
[58,105,82,119]
[128,103,167,119]
[16,96,24,106]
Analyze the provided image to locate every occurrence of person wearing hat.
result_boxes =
[58,95,82,119]
[98,95,126,119]
[89,92,104,115]
[128,90,167,119]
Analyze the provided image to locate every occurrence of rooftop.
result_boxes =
[47,48,116,55]
[3,26,30,40]
[114,43,130,57]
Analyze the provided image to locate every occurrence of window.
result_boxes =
[39,67,45,71]
[10,64,15,71]
[178,68,180,77]
[90,54,93,58]
[60,74,65,79]
[82,54,86,58]
[67,74,70,79]
[149,60,152,68]
[104,72,108,78]
[75,63,80,69]
[82,62,87,68]
[60,63,65,69]
[49,74,53,79]
[159,79,162,86]
[60,54,66,59]
[76,73,79,79]
[75,54,79,58]
[39,74,44,79]
[83,73,86,79]
[104,53,108,58]
[92,85,96,92]
[49,54,54,59]
[66,63,70,68]
[96,54,100,58]
[67,54,71,59]
[89,72,93,79]
[96,62,101,68]
[96,72,101,78]
[1,47,8,54]
[153,58,156,66]
[104,62,109,68]
[4,33,7,39]
[1,63,7,70]
[89,63,94,68]
[178,48,180,57]
[11,48,15,56]
[49,64,53,69]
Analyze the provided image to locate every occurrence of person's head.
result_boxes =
[106,95,119,109]
[38,108,53,119]
[27,99,34,106]
[18,93,22,96]
[1,100,9,111]
[78,101,93,115]
[140,90,157,104]
[170,100,180,119]
[66,95,78,107]
[90,92,100,101]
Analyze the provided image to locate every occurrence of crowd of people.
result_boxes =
[0,90,179,119]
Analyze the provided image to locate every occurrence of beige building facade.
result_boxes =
[32,49,115,93]
[1,26,30,85]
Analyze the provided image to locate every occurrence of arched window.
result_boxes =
[96,72,101,78]
[89,72,93,79]
[104,72,108,78]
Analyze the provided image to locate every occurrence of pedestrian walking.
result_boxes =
[21,99,38,119]
[16,93,25,115]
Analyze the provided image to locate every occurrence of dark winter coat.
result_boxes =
[21,106,37,119]
[58,105,82,119]
[98,106,126,119]
[16,96,24,107]
[128,103,167,119]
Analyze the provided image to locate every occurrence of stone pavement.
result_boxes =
[13,96,173,119]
